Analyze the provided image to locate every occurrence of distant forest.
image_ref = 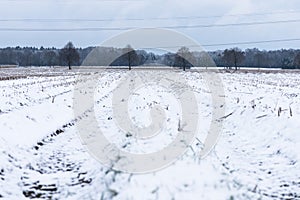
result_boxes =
[1,43,300,69]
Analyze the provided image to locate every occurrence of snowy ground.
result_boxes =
[0,67,299,199]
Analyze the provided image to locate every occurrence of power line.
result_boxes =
[0,10,299,23]
[164,19,300,29]
[202,38,300,47]
[0,38,299,49]
[133,38,300,49]
[0,18,300,31]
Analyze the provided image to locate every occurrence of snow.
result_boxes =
[0,76,75,148]
[0,67,299,199]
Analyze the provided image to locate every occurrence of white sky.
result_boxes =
[0,0,300,50]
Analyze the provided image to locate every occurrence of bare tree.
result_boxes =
[123,45,138,70]
[59,42,80,70]
[223,48,245,70]
[175,47,195,71]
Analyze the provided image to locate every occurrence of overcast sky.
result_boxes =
[0,0,300,50]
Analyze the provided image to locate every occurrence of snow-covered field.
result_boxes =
[0,67,299,199]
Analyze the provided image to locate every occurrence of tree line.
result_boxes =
[1,42,300,69]
[209,48,300,69]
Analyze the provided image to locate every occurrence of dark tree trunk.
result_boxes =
[128,53,132,70]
